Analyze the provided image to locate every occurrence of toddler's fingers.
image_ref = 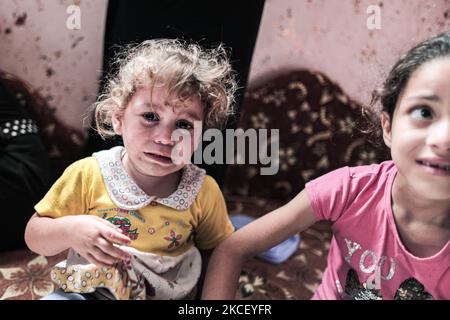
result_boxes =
[96,237,131,261]
[91,246,118,266]
[85,252,110,268]
[101,227,131,245]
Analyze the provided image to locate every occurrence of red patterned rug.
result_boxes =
[0,221,331,301]
[0,249,66,300]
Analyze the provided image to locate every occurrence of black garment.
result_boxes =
[84,0,265,186]
[0,78,51,251]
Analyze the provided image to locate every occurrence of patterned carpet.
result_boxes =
[0,220,331,300]
[0,249,66,300]
[236,221,331,300]
[225,197,332,300]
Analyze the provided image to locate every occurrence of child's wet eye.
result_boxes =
[176,120,194,130]
[143,112,159,122]
[411,107,433,120]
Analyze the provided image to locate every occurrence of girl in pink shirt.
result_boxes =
[202,32,450,300]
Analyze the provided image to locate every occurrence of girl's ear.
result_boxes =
[381,111,392,148]
[111,110,123,135]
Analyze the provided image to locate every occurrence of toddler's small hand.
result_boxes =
[66,215,133,267]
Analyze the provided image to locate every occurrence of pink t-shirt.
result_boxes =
[305,161,450,300]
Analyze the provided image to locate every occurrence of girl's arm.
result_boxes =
[201,189,317,299]
[25,213,132,267]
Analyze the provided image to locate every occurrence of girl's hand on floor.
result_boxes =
[64,215,132,267]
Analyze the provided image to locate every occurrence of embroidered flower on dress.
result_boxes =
[106,216,139,240]
[164,230,183,249]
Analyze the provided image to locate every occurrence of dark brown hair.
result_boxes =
[363,31,450,144]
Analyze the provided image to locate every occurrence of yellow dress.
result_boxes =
[35,146,234,299]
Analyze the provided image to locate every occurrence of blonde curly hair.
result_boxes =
[94,39,238,139]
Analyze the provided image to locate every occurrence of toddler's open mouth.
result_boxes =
[144,152,173,164]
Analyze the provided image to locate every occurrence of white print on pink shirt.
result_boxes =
[344,238,396,290]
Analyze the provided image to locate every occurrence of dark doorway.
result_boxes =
[84,0,265,186]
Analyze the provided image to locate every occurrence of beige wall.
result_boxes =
[249,0,450,106]
[0,0,108,135]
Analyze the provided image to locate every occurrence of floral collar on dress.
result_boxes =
[93,146,206,211]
